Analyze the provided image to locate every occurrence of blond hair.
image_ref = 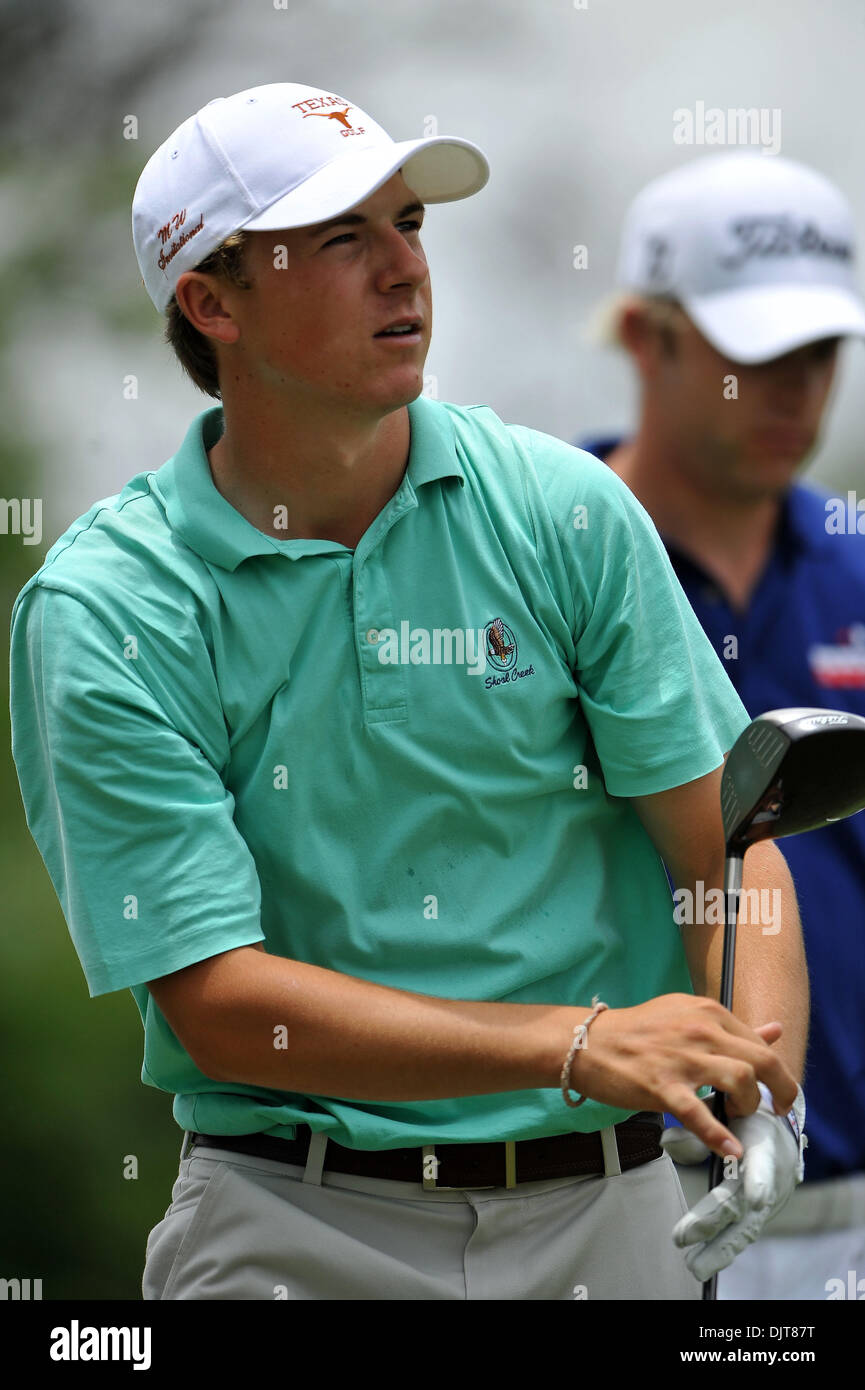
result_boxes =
[587,292,686,353]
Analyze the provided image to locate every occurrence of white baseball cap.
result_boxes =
[132,82,489,313]
[614,153,865,363]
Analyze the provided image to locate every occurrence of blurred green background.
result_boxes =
[1,440,181,1301]
[0,206,184,1297]
[3,0,865,1300]
[0,0,231,1301]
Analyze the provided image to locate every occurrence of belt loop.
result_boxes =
[179,1130,194,1163]
[504,1141,517,1189]
[600,1125,621,1177]
[302,1130,328,1186]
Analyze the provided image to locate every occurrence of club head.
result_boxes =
[721,707,865,854]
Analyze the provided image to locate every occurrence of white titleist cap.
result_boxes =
[132,82,489,313]
[616,153,865,362]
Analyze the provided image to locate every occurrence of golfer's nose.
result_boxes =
[374,225,428,293]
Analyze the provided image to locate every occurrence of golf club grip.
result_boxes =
[701,1090,729,1299]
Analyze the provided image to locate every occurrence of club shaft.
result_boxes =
[719,852,744,1011]
[702,851,744,1301]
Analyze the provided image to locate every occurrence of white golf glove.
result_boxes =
[662,1084,807,1282]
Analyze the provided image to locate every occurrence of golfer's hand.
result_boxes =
[665,1084,806,1281]
[568,994,798,1158]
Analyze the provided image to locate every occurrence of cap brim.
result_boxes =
[684,283,865,364]
[242,136,488,233]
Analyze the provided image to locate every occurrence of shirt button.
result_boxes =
[366,628,380,644]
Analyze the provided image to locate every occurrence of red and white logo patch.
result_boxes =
[808,625,865,689]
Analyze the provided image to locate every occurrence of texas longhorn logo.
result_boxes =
[305,107,353,129]
[291,95,366,137]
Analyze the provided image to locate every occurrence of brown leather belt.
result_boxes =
[186,1113,664,1189]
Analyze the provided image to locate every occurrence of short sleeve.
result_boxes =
[521,431,751,795]
[9,584,264,996]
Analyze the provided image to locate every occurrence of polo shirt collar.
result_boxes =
[403,391,466,491]
[153,394,465,572]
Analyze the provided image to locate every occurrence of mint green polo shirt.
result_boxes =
[10,395,750,1148]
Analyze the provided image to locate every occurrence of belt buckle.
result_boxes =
[422,1142,517,1191]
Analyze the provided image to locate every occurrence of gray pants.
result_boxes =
[143,1131,702,1301]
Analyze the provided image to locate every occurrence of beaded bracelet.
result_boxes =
[560,995,609,1108]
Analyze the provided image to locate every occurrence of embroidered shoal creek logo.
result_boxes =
[483,618,535,690]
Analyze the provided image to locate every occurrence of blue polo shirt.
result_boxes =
[581,436,865,1182]
[9,398,751,1151]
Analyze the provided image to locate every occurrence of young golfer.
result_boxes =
[10,87,806,1300]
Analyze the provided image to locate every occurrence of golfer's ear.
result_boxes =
[174,271,241,345]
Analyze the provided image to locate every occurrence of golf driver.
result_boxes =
[703,706,865,1301]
